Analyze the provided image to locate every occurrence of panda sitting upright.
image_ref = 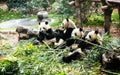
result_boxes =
[37,21,56,44]
[62,30,103,63]
[61,18,77,29]
[37,20,85,47]
[37,21,73,46]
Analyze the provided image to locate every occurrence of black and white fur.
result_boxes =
[61,18,77,29]
[37,21,57,44]
[101,50,120,70]
[62,30,103,63]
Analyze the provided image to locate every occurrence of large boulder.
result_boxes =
[37,11,49,24]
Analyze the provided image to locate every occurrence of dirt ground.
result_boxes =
[84,26,120,37]
[0,26,120,47]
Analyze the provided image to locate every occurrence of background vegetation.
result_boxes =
[0,0,120,75]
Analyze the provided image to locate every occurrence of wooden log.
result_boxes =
[107,0,120,4]
[16,26,38,40]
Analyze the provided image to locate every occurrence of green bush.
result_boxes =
[84,13,104,26]
[0,9,22,22]
[0,56,19,75]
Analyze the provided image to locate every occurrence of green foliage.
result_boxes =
[112,12,119,22]
[0,9,22,22]
[84,13,104,26]
[111,12,120,28]
[4,0,55,14]
[57,0,75,17]
[13,43,38,57]
[5,0,26,9]
[0,57,19,75]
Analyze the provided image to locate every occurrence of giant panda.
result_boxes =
[37,21,85,47]
[62,30,103,63]
[61,18,77,30]
[37,21,71,46]
[101,50,120,70]
[71,28,84,39]
[37,21,57,44]
[38,21,51,32]
[54,27,84,48]
[62,48,86,63]
[85,30,102,45]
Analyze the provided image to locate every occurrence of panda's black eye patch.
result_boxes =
[89,35,91,38]
[75,33,77,36]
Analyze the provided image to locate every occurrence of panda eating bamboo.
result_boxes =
[37,20,85,47]
[37,18,103,63]
[62,29,103,63]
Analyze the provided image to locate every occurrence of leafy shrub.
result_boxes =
[0,56,19,75]
[13,43,38,57]
[84,13,104,26]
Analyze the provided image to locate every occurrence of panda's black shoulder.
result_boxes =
[63,28,74,40]
[46,28,54,34]
[65,28,74,33]
[37,31,45,42]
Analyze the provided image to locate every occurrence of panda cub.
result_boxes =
[62,30,103,63]
[61,18,77,29]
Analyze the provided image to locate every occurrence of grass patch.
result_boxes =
[0,9,23,22]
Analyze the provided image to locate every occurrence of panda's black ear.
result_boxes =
[79,28,83,31]
[95,30,99,34]
[45,21,48,25]
[66,18,69,22]
[39,22,40,25]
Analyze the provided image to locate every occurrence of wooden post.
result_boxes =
[118,7,120,26]
[101,0,113,34]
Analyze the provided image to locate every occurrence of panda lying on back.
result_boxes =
[62,30,103,63]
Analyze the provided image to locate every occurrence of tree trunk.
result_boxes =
[118,7,120,26]
[75,0,82,27]
[104,8,113,33]
[101,0,113,34]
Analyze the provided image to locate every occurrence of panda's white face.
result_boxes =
[39,21,51,32]
[61,18,77,29]
[85,30,102,45]
[71,28,84,39]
